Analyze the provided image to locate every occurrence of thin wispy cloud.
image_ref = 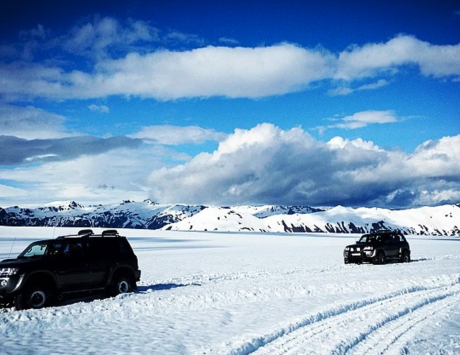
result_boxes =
[218,37,240,45]
[0,104,71,139]
[130,125,227,145]
[88,104,109,113]
[328,79,389,96]
[316,110,398,133]
[0,135,142,166]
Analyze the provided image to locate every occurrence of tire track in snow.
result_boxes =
[142,254,458,290]
[257,286,460,355]
[220,279,460,355]
[341,290,459,355]
[142,264,352,287]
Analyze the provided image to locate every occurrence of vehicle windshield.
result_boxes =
[358,235,381,243]
[18,242,49,258]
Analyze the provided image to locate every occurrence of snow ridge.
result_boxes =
[0,201,459,236]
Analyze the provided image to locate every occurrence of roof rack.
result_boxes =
[78,229,94,236]
[101,229,119,237]
[57,229,120,239]
[57,229,94,239]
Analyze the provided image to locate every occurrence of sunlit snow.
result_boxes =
[1,226,459,354]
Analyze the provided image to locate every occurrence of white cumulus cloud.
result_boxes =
[1,28,460,101]
[146,124,460,208]
[94,44,335,99]
[335,35,460,81]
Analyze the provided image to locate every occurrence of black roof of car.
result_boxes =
[364,230,402,235]
[56,229,122,239]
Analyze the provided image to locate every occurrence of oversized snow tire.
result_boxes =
[401,251,411,263]
[15,286,52,310]
[110,273,133,296]
[373,252,386,265]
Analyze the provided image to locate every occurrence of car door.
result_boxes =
[85,239,113,287]
[384,234,399,259]
[53,241,92,290]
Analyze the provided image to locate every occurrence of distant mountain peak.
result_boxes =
[0,201,458,236]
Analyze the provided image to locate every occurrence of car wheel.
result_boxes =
[15,286,52,310]
[111,273,133,296]
[373,252,386,265]
[401,251,410,263]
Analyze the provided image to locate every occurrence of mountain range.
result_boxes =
[0,200,459,236]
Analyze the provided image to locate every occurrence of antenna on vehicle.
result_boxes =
[52,215,59,239]
[8,236,16,259]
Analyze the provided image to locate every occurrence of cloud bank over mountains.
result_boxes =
[147,124,460,208]
[1,121,459,208]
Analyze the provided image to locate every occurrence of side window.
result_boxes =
[86,239,105,259]
[47,243,63,256]
[381,235,391,244]
[399,235,406,243]
[62,242,84,260]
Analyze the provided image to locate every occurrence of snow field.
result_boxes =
[0,227,460,354]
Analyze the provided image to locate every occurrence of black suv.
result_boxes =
[0,229,141,310]
[343,230,411,265]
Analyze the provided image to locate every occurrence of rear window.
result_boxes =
[119,238,134,257]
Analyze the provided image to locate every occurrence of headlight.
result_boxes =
[0,267,19,276]
[363,246,374,251]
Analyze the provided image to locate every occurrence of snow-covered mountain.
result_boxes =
[0,200,459,236]
[0,200,206,230]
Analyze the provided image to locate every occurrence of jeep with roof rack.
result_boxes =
[343,230,411,265]
[0,229,141,310]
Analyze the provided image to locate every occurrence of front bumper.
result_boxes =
[0,274,24,296]
[344,249,376,263]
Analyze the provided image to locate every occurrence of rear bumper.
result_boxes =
[134,270,141,282]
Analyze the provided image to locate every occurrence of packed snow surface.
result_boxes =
[1,226,460,355]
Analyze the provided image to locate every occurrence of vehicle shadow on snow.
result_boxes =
[0,282,201,311]
[137,282,201,292]
[0,291,107,310]
[49,281,201,307]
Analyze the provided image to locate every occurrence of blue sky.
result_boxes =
[0,0,459,208]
